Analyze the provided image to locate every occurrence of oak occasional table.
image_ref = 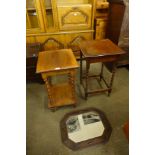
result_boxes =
[36,49,79,110]
[79,39,126,99]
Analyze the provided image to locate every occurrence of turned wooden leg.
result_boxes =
[100,62,104,81]
[51,107,57,112]
[108,62,117,96]
[80,50,83,84]
[85,61,90,100]
[43,76,54,107]
[68,71,77,106]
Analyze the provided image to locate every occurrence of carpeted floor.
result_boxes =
[26,63,129,155]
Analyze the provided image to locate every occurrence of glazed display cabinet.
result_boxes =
[26,0,96,54]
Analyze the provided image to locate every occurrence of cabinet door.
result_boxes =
[57,4,92,30]
[40,0,58,32]
[26,0,45,34]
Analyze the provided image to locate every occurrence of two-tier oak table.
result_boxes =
[79,39,125,99]
[36,49,79,110]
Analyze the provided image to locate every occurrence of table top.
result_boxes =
[36,49,79,73]
[79,39,126,58]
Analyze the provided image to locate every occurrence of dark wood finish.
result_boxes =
[60,107,112,150]
[123,121,129,141]
[26,42,44,83]
[106,0,129,66]
[36,49,79,73]
[106,0,125,44]
[80,39,125,57]
[79,39,125,99]
[36,49,79,110]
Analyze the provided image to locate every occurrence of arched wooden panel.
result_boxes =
[41,37,64,50]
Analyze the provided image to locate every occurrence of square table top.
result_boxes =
[36,49,79,73]
[79,39,126,58]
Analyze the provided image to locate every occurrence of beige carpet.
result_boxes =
[26,63,129,155]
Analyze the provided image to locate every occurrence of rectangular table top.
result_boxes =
[36,49,79,73]
[79,39,126,58]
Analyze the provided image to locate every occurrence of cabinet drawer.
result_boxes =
[57,4,92,30]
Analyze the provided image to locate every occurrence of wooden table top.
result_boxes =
[79,39,126,58]
[36,49,79,73]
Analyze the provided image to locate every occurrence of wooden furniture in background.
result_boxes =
[26,0,96,59]
[106,0,128,66]
[26,43,44,83]
[117,0,129,66]
[36,49,79,110]
[41,37,64,50]
[94,0,109,40]
[79,39,125,99]
[106,0,125,44]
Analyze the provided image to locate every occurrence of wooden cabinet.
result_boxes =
[26,0,45,34]
[106,0,129,66]
[40,0,58,32]
[57,4,92,30]
[105,0,125,44]
[95,18,107,39]
[26,0,95,54]
[94,0,109,40]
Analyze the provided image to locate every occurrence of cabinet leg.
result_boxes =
[43,77,54,107]
[85,62,90,100]
[80,51,83,84]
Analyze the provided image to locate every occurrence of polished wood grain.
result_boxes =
[48,83,76,108]
[79,39,125,58]
[36,49,79,109]
[57,4,92,30]
[36,49,79,73]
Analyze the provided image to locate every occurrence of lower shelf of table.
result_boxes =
[48,83,76,108]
